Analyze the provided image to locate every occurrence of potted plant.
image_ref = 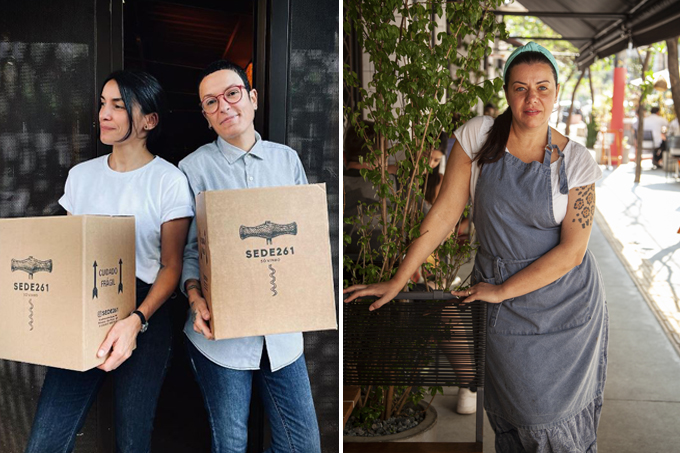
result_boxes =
[343,0,506,439]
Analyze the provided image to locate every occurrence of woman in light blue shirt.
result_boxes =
[179,60,320,453]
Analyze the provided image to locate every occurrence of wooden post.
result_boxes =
[384,386,395,420]
[666,37,680,126]
[588,66,595,106]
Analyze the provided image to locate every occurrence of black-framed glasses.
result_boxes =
[200,85,246,114]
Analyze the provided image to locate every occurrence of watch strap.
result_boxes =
[131,310,148,333]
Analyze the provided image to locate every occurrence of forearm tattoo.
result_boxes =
[571,184,595,229]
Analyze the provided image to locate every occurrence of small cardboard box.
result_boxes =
[196,184,337,340]
[0,215,136,371]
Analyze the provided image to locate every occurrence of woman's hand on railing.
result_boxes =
[343,280,402,311]
[451,282,505,304]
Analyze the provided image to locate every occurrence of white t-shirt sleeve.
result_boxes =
[454,116,493,160]
[565,144,603,190]
[551,142,603,224]
[160,174,195,223]
[58,171,74,213]
[453,116,494,202]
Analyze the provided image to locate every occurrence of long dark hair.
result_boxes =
[101,70,168,153]
[473,52,558,167]
[425,165,441,205]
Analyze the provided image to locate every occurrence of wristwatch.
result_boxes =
[131,310,149,333]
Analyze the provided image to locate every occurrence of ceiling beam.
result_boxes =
[222,16,243,60]
[493,11,626,20]
[508,36,591,41]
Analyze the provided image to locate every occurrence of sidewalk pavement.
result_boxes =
[397,160,680,451]
[595,160,680,355]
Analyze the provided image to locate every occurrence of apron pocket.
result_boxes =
[473,267,495,286]
[489,267,593,335]
[473,267,514,328]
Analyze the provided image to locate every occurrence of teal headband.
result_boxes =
[503,41,559,85]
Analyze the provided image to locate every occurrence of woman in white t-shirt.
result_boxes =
[345,42,607,453]
[25,71,194,453]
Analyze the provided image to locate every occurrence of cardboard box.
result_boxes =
[0,215,136,371]
[196,184,337,340]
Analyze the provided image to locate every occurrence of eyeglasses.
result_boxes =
[200,85,246,114]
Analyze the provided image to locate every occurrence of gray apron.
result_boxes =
[472,127,608,430]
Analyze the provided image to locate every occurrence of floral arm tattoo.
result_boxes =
[571,184,595,229]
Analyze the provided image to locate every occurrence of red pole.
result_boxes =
[610,64,627,165]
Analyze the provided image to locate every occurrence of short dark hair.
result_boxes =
[101,70,168,153]
[198,60,251,94]
[651,106,660,114]
[484,102,496,111]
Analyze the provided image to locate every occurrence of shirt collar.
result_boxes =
[217,131,265,164]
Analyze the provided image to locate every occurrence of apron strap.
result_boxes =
[544,127,569,195]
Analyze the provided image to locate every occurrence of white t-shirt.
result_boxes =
[454,116,602,224]
[59,155,195,284]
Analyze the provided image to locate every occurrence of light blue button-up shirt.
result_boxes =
[179,132,308,371]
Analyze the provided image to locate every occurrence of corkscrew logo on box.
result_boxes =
[11,256,53,292]
[11,256,53,331]
[239,221,298,297]
[11,256,53,280]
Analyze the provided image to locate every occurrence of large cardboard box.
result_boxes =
[196,184,337,340]
[0,215,136,371]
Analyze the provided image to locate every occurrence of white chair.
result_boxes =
[642,130,655,152]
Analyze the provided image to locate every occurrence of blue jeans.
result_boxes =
[186,340,321,453]
[25,280,172,453]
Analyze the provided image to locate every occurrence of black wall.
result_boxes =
[0,0,114,451]
[286,1,339,452]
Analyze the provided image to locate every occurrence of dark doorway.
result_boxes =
[122,0,254,165]
[121,1,259,452]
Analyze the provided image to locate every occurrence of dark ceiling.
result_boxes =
[124,0,253,76]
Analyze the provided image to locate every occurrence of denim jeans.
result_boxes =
[25,280,172,453]
[186,340,321,453]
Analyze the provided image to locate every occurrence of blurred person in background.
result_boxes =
[644,106,668,168]
[483,102,497,118]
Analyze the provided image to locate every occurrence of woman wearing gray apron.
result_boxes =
[345,42,608,452]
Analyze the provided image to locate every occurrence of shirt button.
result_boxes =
[249,176,254,181]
